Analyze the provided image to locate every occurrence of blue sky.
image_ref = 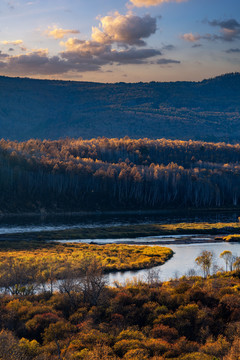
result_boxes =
[0,0,239,82]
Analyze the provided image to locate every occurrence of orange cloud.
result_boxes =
[92,12,157,46]
[0,11,180,76]
[45,27,80,39]
[130,0,188,7]
[1,40,23,45]
[181,33,201,42]
[60,38,109,56]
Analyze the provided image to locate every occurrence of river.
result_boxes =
[107,242,240,284]
[56,234,240,283]
[39,241,240,293]
[1,212,240,284]
[0,210,239,234]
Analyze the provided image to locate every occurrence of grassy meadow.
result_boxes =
[0,242,173,274]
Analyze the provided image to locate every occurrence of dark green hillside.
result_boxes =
[0,73,239,142]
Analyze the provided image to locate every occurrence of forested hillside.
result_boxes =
[0,73,240,142]
[2,137,240,212]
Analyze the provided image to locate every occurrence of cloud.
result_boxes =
[58,12,161,71]
[1,40,23,45]
[209,19,240,30]
[91,12,157,46]
[0,43,163,76]
[0,50,75,75]
[7,1,15,10]
[102,48,162,64]
[182,18,240,45]
[61,40,161,66]
[60,38,110,56]
[207,19,240,41]
[45,27,80,40]
[162,44,175,51]
[0,51,9,58]
[0,12,167,76]
[181,33,212,42]
[155,58,180,64]
[181,33,201,42]
[225,48,240,53]
[129,0,187,7]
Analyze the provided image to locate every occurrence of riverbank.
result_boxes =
[1,222,240,242]
[0,207,239,218]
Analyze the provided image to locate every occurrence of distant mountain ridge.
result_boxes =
[0,72,239,142]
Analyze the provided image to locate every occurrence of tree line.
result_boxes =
[1,137,240,211]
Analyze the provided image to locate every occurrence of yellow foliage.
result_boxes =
[0,243,173,278]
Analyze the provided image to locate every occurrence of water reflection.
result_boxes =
[107,242,240,284]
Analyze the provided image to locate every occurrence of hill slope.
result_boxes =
[0,73,240,142]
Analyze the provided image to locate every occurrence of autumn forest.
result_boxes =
[1,137,240,212]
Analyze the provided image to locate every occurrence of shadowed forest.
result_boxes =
[2,137,240,212]
[0,73,239,142]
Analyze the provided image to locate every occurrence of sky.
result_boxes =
[0,0,239,82]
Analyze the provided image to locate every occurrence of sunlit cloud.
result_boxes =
[129,0,188,8]
[45,27,80,40]
[0,40,164,76]
[181,32,215,43]
[60,38,110,56]
[1,40,23,45]
[60,38,162,66]
[59,12,162,69]
[0,11,182,77]
[181,33,202,42]
[182,19,240,45]
[92,12,157,46]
